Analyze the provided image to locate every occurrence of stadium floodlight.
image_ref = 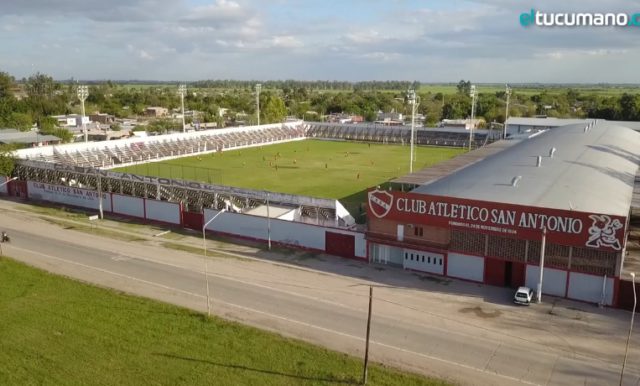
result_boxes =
[255,83,262,126]
[202,208,227,316]
[504,85,512,139]
[621,272,637,385]
[178,84,187,133]
[77,85,89,143]
[407,89,420,173]
[469,84,476,151]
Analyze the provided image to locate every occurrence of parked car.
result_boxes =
[514,286,534,305]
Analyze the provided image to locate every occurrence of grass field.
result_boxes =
[0,257,446,386]
[115,140,465,219]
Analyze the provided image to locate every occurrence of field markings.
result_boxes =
[7,243,542,386]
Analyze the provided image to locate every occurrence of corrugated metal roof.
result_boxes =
[392,140,517,185]
[412,122,640,217]
[0,130,60,144]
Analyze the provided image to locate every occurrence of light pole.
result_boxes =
[504,85,511,140]
[178,84,186,132]
[202,208,226,316]
[537,227,547,303]
[620,272,637,386]
[407,89,420,173]
[469,84,476,151]
[255,83,261,126]
[0,176,18,189]
[77,85,89,143]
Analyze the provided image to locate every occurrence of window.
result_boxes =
[404,252,408,260]
[422,256,425,263]
[428,257,431,264]
[439,259,443,266]
[413,227,424,237]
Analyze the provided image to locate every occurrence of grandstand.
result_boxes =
[306,122,496,148]
[12,121,488,227]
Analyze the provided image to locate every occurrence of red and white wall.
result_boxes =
[5,180,366,261]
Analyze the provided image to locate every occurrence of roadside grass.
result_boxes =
[38,216,146,242]
[0,257,448,386]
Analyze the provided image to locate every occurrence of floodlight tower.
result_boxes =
[407,89,420,173]
[504,84,512,139]
[178,84,186,132]
[469,84,476,151]
[77,85,89,143]
[255,83,262,126]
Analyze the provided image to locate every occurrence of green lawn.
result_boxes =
[0,257,447,386]
[115,140,464,219]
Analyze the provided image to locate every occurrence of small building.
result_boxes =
[89,113,115,124]
[145,107,169,117]
[0,129,61,147]
[441,118,483,130]
[377,111,403,122]
[51,114,90,128]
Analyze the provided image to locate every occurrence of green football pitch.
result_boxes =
[115,139,464,220]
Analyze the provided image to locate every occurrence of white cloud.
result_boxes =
[270,35,303,48]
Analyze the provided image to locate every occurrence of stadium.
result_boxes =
[2,120,639,308]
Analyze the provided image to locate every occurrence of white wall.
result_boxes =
[112,194,144,218]
[567,272,614,306]
[0,177,7,194]
[447,252,484,282]
[27,181,112,211]
[525,265,567,297]
[145,199,181,225]
[204,209,325,250]
[403,248,444,275]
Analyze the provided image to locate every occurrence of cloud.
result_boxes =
[0,0,639,81]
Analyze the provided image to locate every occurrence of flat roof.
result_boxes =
[506,117,588,127]
[245,205,295,218]
[0,130,60,144]
[412,122,640,217]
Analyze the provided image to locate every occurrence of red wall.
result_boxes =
[325,232,355,259]
[618,279,640,312]
[484,258,506,286]
[182,211,203,231]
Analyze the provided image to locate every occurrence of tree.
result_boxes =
[110,123,122,131]
[0,144,17,176]
[261,95,287,124]
[0,72,15,99]
[9,112,33,131]
[456,80,472,95]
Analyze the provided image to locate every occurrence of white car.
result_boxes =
[514,286,534,305]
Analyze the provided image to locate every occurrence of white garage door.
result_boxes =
[403,248,444,275]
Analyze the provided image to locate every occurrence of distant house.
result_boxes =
[51,114,89,128]
[440,118,483,130]
[0,129,61,147]
[326,113,364,124]
[145,107,169,117]
[89,113,115,124]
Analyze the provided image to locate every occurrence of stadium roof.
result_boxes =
[0,129,60,145]
[412,122,640,217]
[392,140,517,185]
[506,117,588,127]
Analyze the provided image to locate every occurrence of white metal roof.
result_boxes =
[413,122,640,217]
[506,117,588,127]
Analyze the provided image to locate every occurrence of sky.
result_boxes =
[1,0,639,82]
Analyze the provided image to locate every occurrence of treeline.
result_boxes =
[2,71,640,138]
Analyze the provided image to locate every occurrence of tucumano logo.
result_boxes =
[520,9,640,27]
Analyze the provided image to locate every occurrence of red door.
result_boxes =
[484,258,506,286]
[325,232,356,259]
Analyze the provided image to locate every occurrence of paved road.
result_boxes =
[1,207,639,386]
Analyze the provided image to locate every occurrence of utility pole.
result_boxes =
[255,83,262,126]
[469,84,476,151]
[362,286,373,385]
[77,85,89,142]
[504,84,511,140]
[537,228,547,303]
[179,84,186,132]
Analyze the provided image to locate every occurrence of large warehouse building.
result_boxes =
[367,121,640,305]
